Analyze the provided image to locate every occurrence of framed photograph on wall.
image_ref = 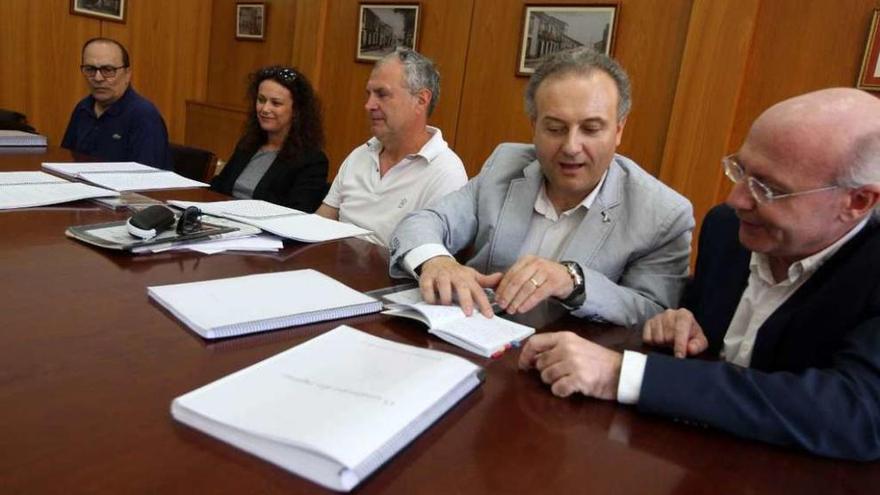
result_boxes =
[517,4,619,76]
[857,9,880,91]
[236,2,266,41]
[356,3,420,62]
[70,0,126,23]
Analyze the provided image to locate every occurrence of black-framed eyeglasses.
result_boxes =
[721,155,840,204]
[80,64,128,78]
[259,67,297,82]
[176,206,203,235]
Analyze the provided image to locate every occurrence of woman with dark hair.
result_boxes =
[211,66,328,212]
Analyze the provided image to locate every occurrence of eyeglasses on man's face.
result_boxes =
[721,155,840,204]
[80,65,128,79]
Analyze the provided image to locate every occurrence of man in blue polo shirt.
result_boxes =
[62,37,172,170]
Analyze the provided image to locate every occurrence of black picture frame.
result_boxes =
[517,4,619,76]
[357,3,421,63]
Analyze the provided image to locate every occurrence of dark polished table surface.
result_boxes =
[2,148,878,494]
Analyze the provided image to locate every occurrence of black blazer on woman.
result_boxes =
[211,140,329,212]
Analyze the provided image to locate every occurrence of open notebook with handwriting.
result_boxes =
[171,325,484,492]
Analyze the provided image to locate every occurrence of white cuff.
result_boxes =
[616,351,647,405]
[402,243,453,278]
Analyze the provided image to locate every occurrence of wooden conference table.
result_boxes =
[1,148,878,494]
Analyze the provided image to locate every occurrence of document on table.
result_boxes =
[42,161,156,178]
[0,130,47,147]
[168,199,371,243]
[76,171,208,191]
[0,173,118,210]
[171,325,484,492]
[159,233,283,254]
[42,161,208,191]
[0,171,67,185]
[148,269,382,339]
[384,302,534,358]
[382,288,532,358]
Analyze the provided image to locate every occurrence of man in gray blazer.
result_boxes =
[388,48,694,328]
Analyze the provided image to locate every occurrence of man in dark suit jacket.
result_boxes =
[519,87,880,460]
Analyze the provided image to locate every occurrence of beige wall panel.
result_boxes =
[306,0,375,175]
[417,0,475,149]
[727,0,880,161]
[291,0,330,87]
[103,0,213,144]
[658,0,760,241]
[659,0,880,250]
[455,0,693,177]
[0,0,99,147]
[613,0,693,176]
[185,100,247,162]
[206,0,297,107]
[454,0,533,174]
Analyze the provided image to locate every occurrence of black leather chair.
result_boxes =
[170,143,217,182]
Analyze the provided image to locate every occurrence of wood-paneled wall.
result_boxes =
[455,0,693,177]
[194,0,693,179]
[206,0,298,108]
[660,0,880,241]
[102,1,213,144]
[0,0,211,147]
[303,0,476,173]
[0,1,99,147]
[4,0,879,236]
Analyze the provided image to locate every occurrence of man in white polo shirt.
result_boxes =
[316,48,467,246]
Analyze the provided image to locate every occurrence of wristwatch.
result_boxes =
[558,261,585,309]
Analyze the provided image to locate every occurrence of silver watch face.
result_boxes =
[562,261,584,294]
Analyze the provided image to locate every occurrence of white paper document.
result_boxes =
[0,181,119,210]
[169,199,371,243]
[384,299,534,357]
[382,287,425,305]
[42,162,208,191]
[171,325,483,492]
[148,269,382,339]
[42,161,156,178]
[0,171,67,185]
[163,233,283,254]
[76,171,208,191]
[0,130,47,147]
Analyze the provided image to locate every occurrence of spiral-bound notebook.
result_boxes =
[147,269,381,339]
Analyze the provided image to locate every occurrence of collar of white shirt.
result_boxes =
[366,125,447,164]
[534,169,608,221]
[750,216,870,286]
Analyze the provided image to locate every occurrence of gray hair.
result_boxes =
[524,47,631,122]
[376,47,441,116]
[837,133,880,219]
